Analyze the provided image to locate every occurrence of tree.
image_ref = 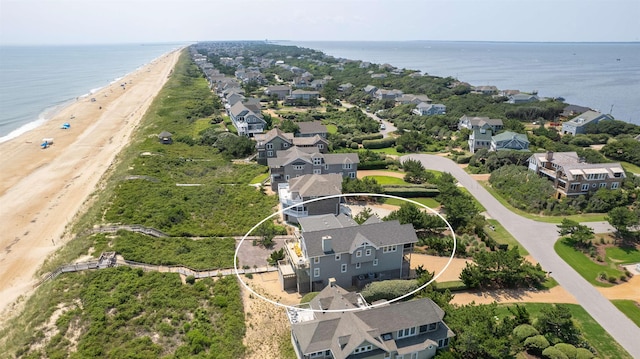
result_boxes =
[556,219,594,249]
[214,133,255,158]
[535,304,582,345]
[267,248,285,265]
[402,158,433,184]
[607,206,638,234]
[353,207,374,224]
[279,119,299,134]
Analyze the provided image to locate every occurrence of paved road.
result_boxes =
[402,154,640,357]
[341,102,396,138]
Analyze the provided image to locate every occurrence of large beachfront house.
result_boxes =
[490,131,530,152]
[278,214,418,293]
[255,128,329,165]
[288,280,454,359]
[227,102,266,137]
[458,115,504,132]
[528,151,626,198]
[267,147,358,191]
[561,110,614,135]
[278,174,349,224]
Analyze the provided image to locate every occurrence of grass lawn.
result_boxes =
[485,219,528,256]
[554,239,621,287]
[611,299,640,327]
[366,175,409,185]
[371,147,402,156]
[619,161,640,175]
[496,303,632,359]
[250,172,269,184]
[383,197,440,209]
[606,245,640,264]
[325,123,338,134]
[479,181,608,223]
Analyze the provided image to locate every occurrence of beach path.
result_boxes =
[0,49,182,319]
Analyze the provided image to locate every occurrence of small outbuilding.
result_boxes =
[158,131,173,144]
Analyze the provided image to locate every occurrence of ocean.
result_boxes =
[0,43,186,142]
[288,41,640,125]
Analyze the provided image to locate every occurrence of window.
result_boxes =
[356,262,361,269]
[410,353,418,359]
[349,172,356,179]
[611,182,619,189]
[581,184,589,191]
[324,164,329,170]
[373,258,378,266]
[335,254,341,261]
[313,157,322,165]
[397,327,416,338]
[313,169,321,175]
[283,143,288,148]
[317,144,324,149]
[266,143,273,149]
[438,338,450,348]
[293,165,304,170]
[570,183,579,191]
[341,264,347,273]
[314,257,319,264]
[591,183,597,188]
[599,183,607,188]
[365,248,372,256]
[428,322,437,331]
[383,245,397,253]
[313,268,320,277]
[343,163,352,169]
[267,151,273,157]
[614,172,622,178]
[356,250,362,258]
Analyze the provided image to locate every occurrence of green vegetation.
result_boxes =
[92,232,236,270]
[2,268,246,358]
[605,246,640,264]
[611,300,640,327]
[300,292,319,304]
[554,239,621,287]
[485,219,528,255]
[249,171,269,184]
[383,196,440,209]
[460,247,546,289]
[619,160,640,175]
[365,175,407,185]
[495,303,632,359]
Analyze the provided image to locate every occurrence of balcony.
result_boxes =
[284,238,309,269]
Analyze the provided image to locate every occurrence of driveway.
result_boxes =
[341,102,396,138]
[401,154,640,357]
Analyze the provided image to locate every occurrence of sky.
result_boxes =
[1,0,639,45]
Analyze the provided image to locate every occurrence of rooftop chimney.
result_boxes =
[546,151,554,161]
[322,235,332,253]
[328,278,337,287]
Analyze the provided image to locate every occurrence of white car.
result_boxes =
[380,123,386,130]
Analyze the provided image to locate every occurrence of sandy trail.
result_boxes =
[0,48,182,323]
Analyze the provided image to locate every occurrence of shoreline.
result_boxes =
[0,47,184,323]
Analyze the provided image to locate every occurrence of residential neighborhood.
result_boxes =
[187,42,640,359]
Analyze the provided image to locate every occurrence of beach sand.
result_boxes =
[0,48,183,323]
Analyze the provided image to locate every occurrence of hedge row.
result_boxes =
[352,133,383,144]
[358,160,388,170]
[362,137,396,149]
[383,187,440,198]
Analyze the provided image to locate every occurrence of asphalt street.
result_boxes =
[401,154,640,357]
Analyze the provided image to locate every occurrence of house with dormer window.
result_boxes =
[255,128,329,165]
[278,214,417,293]
[278,174,350,224]
[227,102,266,137]
[287,280,453,359]
[267,146,358,190]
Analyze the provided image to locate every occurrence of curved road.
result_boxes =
[402,154,640,357]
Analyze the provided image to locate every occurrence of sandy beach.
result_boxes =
[0,48,182,321]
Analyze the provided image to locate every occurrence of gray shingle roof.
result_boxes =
[298,121,328,135]
[303,219,418,257]
[267,146,358,168]
[289,174,343,197]
[298,213,357,233]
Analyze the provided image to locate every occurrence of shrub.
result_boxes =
[244,273,253,279]
[360,280,418,302]
[554,343,577,359]
[607,275,617,283]
[575,348,595,359]
[362,137,396,149]
[513,324,539,342]
[542,346,569,359]
[352,133,383,143]
[382,186,440,198]
[185,275,196,285]
[524,335,550,355]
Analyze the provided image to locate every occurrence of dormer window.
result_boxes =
[313,157,322,165]
[343,163,352,169]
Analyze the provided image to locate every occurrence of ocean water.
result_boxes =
[0,43,186,142]
[289,41,640,125]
